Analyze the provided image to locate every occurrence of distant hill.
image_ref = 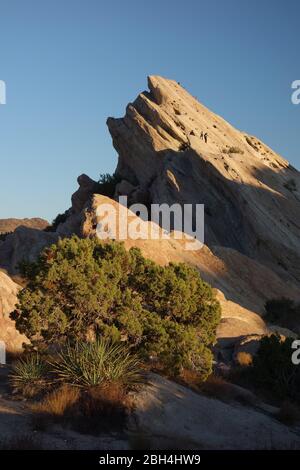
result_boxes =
[0,218,49,234]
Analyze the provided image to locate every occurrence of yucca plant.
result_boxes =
[50,339,144,388]
[10,354,48,397]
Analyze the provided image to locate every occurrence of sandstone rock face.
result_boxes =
[75,194,300,348]
[0,272,28,352]
[0,218,49,234]
[1,76,300,353]
[107,76,300,284]
[71,174,101,214]
[80,194,300,311]
[55,174,101,237]
[215,291,267,349]
[130,373,300,449]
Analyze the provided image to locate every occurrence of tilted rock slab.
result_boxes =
[107,75,300,284]
[129,373,300,449]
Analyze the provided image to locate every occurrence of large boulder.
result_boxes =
[215,290,268,350]
[0,227,58,275]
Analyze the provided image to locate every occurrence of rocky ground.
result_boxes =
[0,365,129,450]
[0,365,300,450]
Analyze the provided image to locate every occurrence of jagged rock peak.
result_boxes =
[107,75,300,284]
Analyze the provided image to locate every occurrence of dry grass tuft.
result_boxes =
[32,385,80,417]
[236,352,253,367]
[200,375,233,401]
[178,368,203,391]
[200,374,258,407]
[31,382,130,435]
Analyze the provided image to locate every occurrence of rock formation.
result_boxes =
[68,193,300,352]
[80,194,300,314]
[0,272,28,352]
[107,75,300,285]
[1,76,300,353]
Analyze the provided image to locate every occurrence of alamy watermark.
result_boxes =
[0,80,6,105]
[95,196,204,251]
[291,80,300,105]
[292,340,300,365]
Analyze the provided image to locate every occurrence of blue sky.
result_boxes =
[0,0,299,221]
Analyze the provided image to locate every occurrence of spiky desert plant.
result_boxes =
[10,354,48,397]
[51,339,144,388]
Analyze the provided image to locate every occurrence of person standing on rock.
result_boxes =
[204,132,208,143]
[200,131,204,140]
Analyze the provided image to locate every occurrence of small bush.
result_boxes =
[98,173,120,198]
[178,142,190,151]
[45,210,69,232]
[51,339,143,388]
[248,335,300,401]
[71,383,128,434]
[223,146,244,155]
[236,351,253,367]
[0,232,11,242]
[32,385,80,417]
[265,297,300,333]
[200,374,257,406]
[9,354,48,397]
[284,179,297,193]
[32,382,129,434]
[200,374,232,401]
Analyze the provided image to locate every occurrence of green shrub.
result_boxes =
[45,211,69,232]
[250,335,300,401]
[277,400,300,426]
[51,339,143,388]
[265,297,300,333]
[12,237,221,377]
[98,173,120,198]
[179,142,190,152]
[0,232,11,242]
[284,178,297,193]
[223,146,244,155]
[32,382,129,434]
[9,354,48,397]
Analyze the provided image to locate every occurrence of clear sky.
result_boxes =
[0,0,299,221]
